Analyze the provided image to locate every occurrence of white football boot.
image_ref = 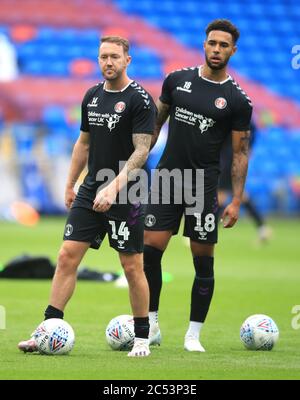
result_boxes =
[18,330,38,353]
[128,338,150,357]
[184,334,206,352]
[149,324,162,346]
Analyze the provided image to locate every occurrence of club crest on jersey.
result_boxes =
[114,101,126,113]
[65,224,73,237]
[215,97,227,109]
[145,214,156,227]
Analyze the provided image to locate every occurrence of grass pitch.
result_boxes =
[0,217,299,380]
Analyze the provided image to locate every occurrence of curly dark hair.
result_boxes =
[206,19,240,44]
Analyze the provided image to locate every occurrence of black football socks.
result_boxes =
[134,317,150,339]
[144,245,163,312]
[44,305,64,320]
[190,256,215,323]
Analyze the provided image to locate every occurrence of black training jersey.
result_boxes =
[80,81,156,193]
[158,66,253,184]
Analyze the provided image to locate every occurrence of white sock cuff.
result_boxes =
[134,337,149,345]
[149,311,159,325]
[186,321,203,338]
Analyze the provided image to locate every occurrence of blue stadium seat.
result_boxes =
[42,106,67,129]
[115,0,300,104]
[12,124,37,158]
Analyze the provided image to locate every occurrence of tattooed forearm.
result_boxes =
[231,130,250,202]
[126,133,152,181]
[151,100,170,149]
[240,131,251,156]
[231,156,248,201]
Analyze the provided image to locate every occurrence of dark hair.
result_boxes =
[205,19,240,44]
[100,36,130,53]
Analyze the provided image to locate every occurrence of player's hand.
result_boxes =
[93,183,118,213]
[221,202,240,228]
[65,187,76,209]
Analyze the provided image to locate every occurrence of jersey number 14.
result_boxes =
[109,221,130,241]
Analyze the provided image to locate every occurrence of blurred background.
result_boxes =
[0,0,300,219]
[1,1,300,380]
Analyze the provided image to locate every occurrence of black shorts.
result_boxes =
[63,202,145,254]
[145,187,219,244]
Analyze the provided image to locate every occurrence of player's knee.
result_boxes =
[144,245,163,269]
[57,247,78,272]
[193,256,214,279]
[190,242,214,257]
[122,262,140,281]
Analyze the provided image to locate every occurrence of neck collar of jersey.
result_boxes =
[198,65,232,85]
[103,80,133,93]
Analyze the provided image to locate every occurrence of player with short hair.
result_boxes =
[18,36,156,357]
[144,19,253,352]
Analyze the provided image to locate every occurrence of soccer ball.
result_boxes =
[33,318,75,355]
[105,314,135,351]
[240,314,279,351]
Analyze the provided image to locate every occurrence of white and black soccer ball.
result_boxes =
[240,314,279,351]
[34,318,75,355]
[105,314,135,351]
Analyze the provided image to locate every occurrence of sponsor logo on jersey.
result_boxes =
[87,111,122,130]
[114,101,126,113]
[145,214,156,227]
[106,114,121,131]
[215,97,227,109]
[176,81,192,93]
[198,115,216,133]
[65,224,73,237]
[174,107,216,133]
[87,97,99,107]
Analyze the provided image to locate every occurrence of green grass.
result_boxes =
[0,217,300,380]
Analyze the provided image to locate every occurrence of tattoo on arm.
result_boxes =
[126,134,152,180]
[151,101,170,149]
[231,130,250,201]
[240,131,251,156]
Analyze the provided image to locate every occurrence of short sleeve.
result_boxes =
[80,92,90,132]
[80,85,99,132]
[231,96,253,132]
[131,92,157,135]
[159,74,172,105]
